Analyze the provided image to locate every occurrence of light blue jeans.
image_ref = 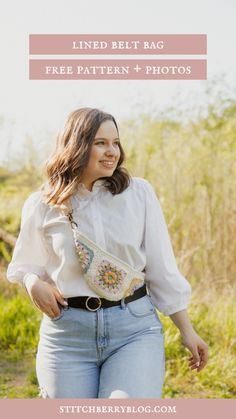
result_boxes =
[36,294,165,398]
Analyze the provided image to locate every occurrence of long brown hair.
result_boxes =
[42,108,131,206]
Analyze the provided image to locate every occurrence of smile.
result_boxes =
[100,161,116,168]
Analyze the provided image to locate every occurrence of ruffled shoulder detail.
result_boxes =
[21,190,48,228]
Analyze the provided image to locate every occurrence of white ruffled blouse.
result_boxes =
[6,177,191,315]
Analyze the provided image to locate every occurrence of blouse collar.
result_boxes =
[75,179,106,199]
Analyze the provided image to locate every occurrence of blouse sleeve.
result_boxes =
[142,180,191,315]
[6,191,49,284]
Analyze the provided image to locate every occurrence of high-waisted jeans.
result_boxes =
[36,294,165,398]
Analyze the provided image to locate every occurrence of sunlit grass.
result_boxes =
[160,287,236,398]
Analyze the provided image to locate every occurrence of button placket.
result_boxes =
[92,196,106,248]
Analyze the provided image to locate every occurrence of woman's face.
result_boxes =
[80,119,121,190]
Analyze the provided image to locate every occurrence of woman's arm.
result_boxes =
[169,309,209,372]
[6,192,68,319]
[142,180,192,316]
[141,180,208,371]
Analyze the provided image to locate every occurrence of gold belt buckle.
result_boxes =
[85,297,102,311]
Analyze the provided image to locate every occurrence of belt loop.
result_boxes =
[63,298,69,310]
[120,297,126,310]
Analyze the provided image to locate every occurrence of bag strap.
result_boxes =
[60,199,78,230]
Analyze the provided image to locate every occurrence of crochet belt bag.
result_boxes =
[62,200,145,301]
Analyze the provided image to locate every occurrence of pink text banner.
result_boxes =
[29,59,207,80]
[0,399,235,419]
[29,34,207,55]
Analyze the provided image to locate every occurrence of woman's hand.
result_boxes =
[169,309,208,373]
[24,275,68,318]
[181,329,209,373]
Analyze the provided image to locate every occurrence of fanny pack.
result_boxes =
[61,200,145,301]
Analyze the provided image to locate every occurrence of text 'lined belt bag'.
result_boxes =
[61,200,145,301]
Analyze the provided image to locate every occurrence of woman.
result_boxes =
[7,107,208,399]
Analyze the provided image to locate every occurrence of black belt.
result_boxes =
[67,284,147,312]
